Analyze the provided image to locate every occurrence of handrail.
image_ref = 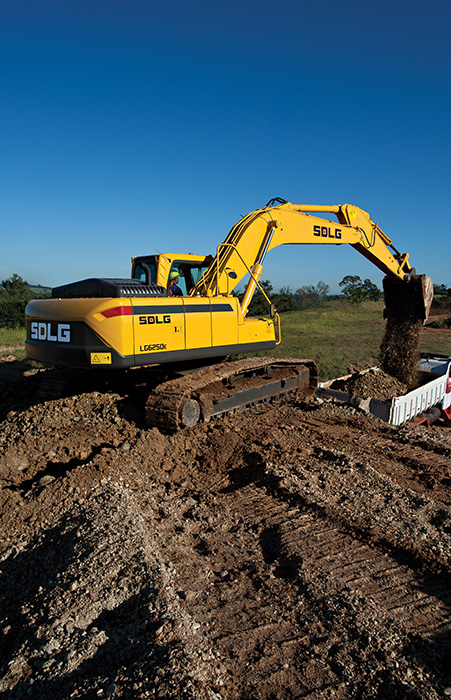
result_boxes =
[275,311,281,345]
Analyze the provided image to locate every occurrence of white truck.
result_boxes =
[317,354,451,428]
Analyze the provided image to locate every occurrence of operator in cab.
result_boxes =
[169,270,183,296]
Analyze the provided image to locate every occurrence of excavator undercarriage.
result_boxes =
[145,358,318,431]
[38,357,318,432]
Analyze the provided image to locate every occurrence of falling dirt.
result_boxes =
[380,274,433,387]
[380,317,423,387]
[1,361,451,699]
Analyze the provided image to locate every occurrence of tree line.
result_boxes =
[0,273,449,328]
[244,275,382,316]
[0,274,50,328]
[244,277,451,316]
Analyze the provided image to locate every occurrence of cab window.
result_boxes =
[169,267,186,295]
[132,258,157,285]
[169,263,210,295]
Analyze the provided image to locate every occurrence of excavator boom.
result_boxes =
[192,199,432,321]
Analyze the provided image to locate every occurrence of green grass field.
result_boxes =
[1,301,449,381]
[266,301,386,379]
[247,300,451,380]
[0,327,26,346]
[0,327,27,362]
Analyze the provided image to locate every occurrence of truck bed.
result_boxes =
[317,356,451,426]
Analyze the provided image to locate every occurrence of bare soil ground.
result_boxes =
[1,360,451,700]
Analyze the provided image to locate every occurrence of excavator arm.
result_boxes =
[191,199,433,320]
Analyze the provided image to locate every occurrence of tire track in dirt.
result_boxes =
[214,469,451,640]
[255,484,450,637]
[137,405,451,698]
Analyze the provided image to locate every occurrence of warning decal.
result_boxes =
[90,353,112,365]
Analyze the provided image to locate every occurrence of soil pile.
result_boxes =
[1,363,451,699]
[329,368,408,401]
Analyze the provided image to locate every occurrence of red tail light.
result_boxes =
[101,306,133,319]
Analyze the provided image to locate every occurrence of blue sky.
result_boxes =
[1,0,450,293]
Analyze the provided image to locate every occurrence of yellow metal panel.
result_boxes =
[27,297,117,320]
[156,254,171,287]
[238,317,276,345]
[27,298,136,356]
[89,300,134,356]
[211,297,239,347]
[184,298,212,350]
[93,316,134,356]
[132,298,184,356]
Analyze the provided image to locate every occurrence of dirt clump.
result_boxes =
[1,362,451,699]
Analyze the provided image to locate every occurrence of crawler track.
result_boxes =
[145,357,317,430]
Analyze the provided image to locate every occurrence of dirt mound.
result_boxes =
[1,364,451,699]
[330,367,408,401]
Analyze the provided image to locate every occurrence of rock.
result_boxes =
[38,475,55,487]
[42,639,61,654]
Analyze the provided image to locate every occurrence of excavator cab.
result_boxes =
[131,254,213,295]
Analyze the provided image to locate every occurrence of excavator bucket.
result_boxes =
[382,274,434,322]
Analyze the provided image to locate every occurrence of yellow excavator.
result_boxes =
[25,198,433,430]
